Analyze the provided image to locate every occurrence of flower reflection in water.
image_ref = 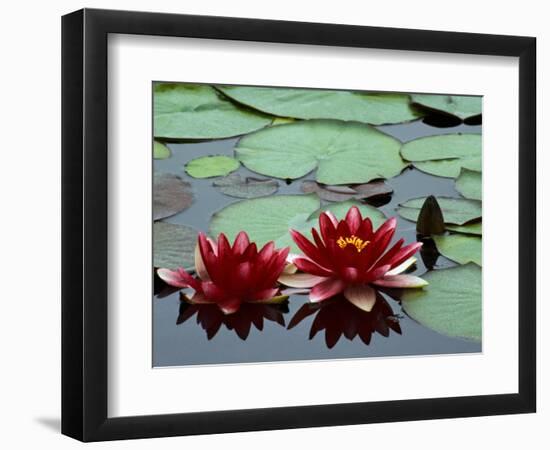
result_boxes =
[287,290,401,349]
[176,293,289,340]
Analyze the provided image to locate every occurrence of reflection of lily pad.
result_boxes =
[217,85,422,125]
[401,134,481,178]
[209,195,386,253]
[236,120,405,184]
[185,155,240,178]
[411,94,482,120]
[455,169,482,201]
[446,222,482,236]
[433,234,482,266]
[397,197,481,225]
[153,173,194,220]
[153,222,197,270]
[301,180,392,202]
[153,141,171,159]
[154,83,271,139]
[402,264,482,341]
[213,174,279,199]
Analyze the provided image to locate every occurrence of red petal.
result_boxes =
[250,288,280,302]
[290,229,330,268]
[319,212,337,242]
[188,292,213,304]
[324,210,339,227]
[218,298,242,315]
[365,264,391,283]
[343,284,377,312]
[358,217,373,239]
[311,228,327,250]
[372,274,428,288]
[202,281,225,301]
[157,268,191,288]
[345,206,362,234]
[310,277,346,303]
[388,242,423,269]
[232,231,250,255]
[194,244,210,280]
[294,257,335,277]
[373,238,404,268]
[374,217,397,240]
[216,233,232,260]
[341,266,361,283]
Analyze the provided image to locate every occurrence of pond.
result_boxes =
[153,114,482,367]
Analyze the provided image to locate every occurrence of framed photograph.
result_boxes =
[62,8,536,441]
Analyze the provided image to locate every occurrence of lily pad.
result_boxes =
[217,85,422,125]
[153,173,194,220]
[209,195,386,253]
[401,134,481,178]
[154,83,272,139]
[455,169,482,201]
[153,222,197,270]
[411,94,482,120]
[236,120,406,184]
[185,155,240,178]
[213,174,279,199]
[397,197,481,225]
[402,264,482,341]
[153,141,171,159]
[301,180,392,202]
[446,222,482,236]
[433,234,482,266]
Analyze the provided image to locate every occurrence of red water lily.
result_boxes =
[280,206,427,312]
[158,232,289,314]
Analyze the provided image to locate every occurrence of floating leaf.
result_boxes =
[301,180,392,202]
[213,173,279,199]
[402,264,482,341]
[401,134,481,178]
[433,234,482,266]
[455,169,482,201]
[397,197,481,225]
[153,222,197,270]
[209,195,386,253]
[153,141,171,159]
[446,222,482,236]
[416,195,445,235]
[153,173,194,220]
[217,86,422,125]
[236,120,405,184]
[185,155,240,178]
[154,83,272,139]
[411,94,482,120]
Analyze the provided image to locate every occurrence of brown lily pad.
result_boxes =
[153,172,194,221]
[213,173,279,199]
[301,180,393,202]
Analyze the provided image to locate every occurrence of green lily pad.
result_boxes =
[185,155,240,178]
[154,83,272,139]
[236,120,406,184]
[446,222,482,236]
[153,141,171,159]
[153,173,194,220]
[455,169,482,201]
[401,134,481,178]
[397,197,481,225]
[402,264,482,341]
[433,234,482,266]
[213,174,279,199]
[411,94,482,120]
[153,222,197,270]
[209,195,386,253]
[217,85,423,125]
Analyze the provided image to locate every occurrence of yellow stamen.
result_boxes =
[336,235,370,253]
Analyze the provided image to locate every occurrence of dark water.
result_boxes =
[153,119,482,367]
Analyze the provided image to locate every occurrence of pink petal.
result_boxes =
[385,257,417,276]
[294,257,334,277]
[232,231,250,255]
[343,284,377,312]
[278,273,328,288]
[188,292,213,304]
[194,244,210,280]
[282,262,298,275]
[157,268,200,290]
[372,274,428,288]
[345,206,362,234]
[310,278,346,303]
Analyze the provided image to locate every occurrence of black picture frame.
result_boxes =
[62,8,536,442]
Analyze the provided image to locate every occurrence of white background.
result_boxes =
[0,0,547,448]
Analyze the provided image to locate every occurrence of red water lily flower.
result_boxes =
[280,206,427,312]
[158,232,290,314]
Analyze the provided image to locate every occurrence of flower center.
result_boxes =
[336,235,370,253]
